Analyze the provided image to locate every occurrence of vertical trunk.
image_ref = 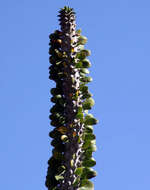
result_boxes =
[58,8,84,189]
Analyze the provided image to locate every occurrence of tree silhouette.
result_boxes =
[45,6,98,190]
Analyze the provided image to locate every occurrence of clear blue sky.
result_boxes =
[0,0,150,189]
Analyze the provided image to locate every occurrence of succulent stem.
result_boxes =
[45,6,98,190]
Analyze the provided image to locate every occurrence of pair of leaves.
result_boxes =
[46,157,61,188]
[51,95,65,106]
[75,167,97,179]
[82,157,96,167]
[52,149,64,160]
[49,112,63,120]
[85,125,93,133]
[83,135,96,150]
[82,59,91,68]
[50,119,65,127]
[49,129,60,138]
[51,88,62,96]
[76,106,84,122]
[79,180,94,190]
[84,114,98,125]
[77,50,91,60]
[75,59,91,69]
[49,31,60,40]
[80,76,93,83]
[50,104,64,114]
[77,35,87,45]
[83,97,95,110]
[80,68,89,74]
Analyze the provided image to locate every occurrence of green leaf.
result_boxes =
[83,140,96,152]
[52,187,58,190]
[75,167,83,176]
[80,72,86,77]
[82,50,91,56]
[84,110,89,114]
[55,175,64,180]
[51,139,61,147]
[78,45,85,51]
[54,49,63,58]
[82,91,92,100]
[50,88,61,96]
[89,143,97,152]
[76,112,84,120]
[47,157,61,168]
[49,56,57,64]
[78,106,83,112]
[85,125,93,133]
[80,85,88,92]
[84,114,98,125]
[78,136,81,143]
[57,72,65,79]
[84,149,93,158]
[45,175,57,189]
[57,165,66,172]
[52,149,63,160]
[76,29,82,35]
[77,50,91,60]
[80,68,89,74]
[50,116,65,127]
[82,157,96,167]
[82,59,91,68]
[78,36,87,45]
[83,138,95,150]
[73,177,80,187]
[76,106,84,121]
[49,129,59,138]
[79,180,94,190]
[84,133,96,141]
[49,47,55,55]
[81,76,93,83]
[55,61,62,65]
[83,98,95,110]
[50,104,64,113]
[81,167,97,179]
[49,33,57,40]
[51,95,62,103]
[49,114,65,126]
[49,113,60,120]
[51,96,65,106]
[76,61,83,68]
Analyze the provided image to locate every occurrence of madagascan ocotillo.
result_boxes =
[45,6,98,190]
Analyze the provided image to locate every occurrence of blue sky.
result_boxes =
[0,0,150,189]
